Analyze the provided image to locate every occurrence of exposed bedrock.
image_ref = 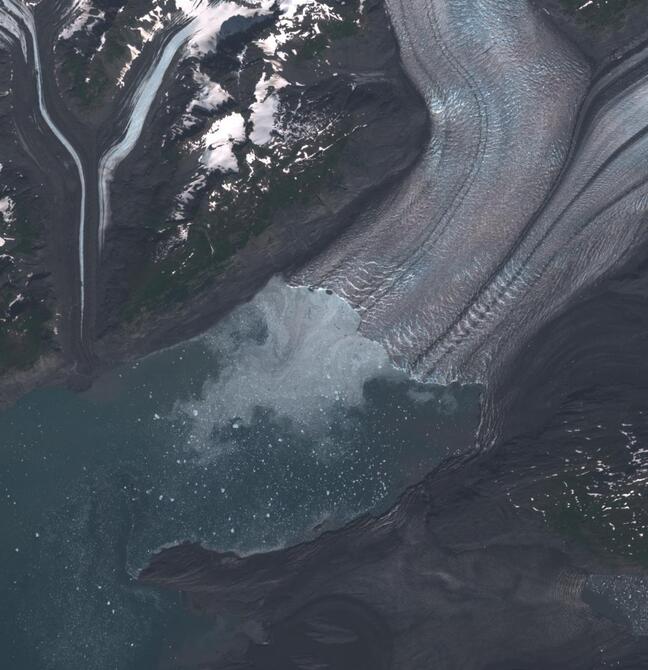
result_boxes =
[0,0,430,399]
[534,0,648,63]
[141,239,648,668]
[293,0,648,385]
[94,0,429,363]
[0,0,90,388]
[140,467,648,670]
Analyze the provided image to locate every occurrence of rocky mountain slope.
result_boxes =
[0,0,428,400]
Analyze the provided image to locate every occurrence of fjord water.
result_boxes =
[0,281,480,670]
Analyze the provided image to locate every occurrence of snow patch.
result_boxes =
[60,0,104,41]
[0,8,27,58]
[171,173,207,222]
[279,0,311,19]
[188,70,231,113]
[256,33,278,57]
[201,112,246,172]
[116,44,142,88]
[250,72,288,145]
[137,4,165,43]
[0,195,15,225]
[253,0,341,63]
[279,0,341,22]
[176,0,274,57]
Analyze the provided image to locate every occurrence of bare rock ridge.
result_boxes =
[138,3,648,668]
[140,442,648,669]
[95,0,429,365]
[0,0,429,403]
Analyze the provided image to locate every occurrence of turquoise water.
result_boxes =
[1,282,481,669]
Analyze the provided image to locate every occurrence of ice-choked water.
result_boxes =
[178,277,399,450]
[0,276,481,669]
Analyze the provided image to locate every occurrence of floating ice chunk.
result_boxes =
[201,112,246,172]
[250,72,288,145]
[8,293,24,310]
